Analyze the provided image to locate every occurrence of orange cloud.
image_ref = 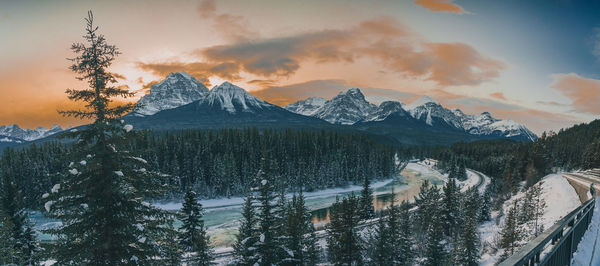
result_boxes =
[192,17,504,86]
[490,92,506,100]
[197,0,257,41]
[414,0,468,14]
[551,73,600,114]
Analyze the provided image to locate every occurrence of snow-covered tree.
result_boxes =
[0,173,39,265]
[442,177,460,238]
[178,190,213,265]
[233,195,258,265]
[43,11,173,264]
[359,175,374,220]
[327,194,363,265]
[500,201,522,259]
[253,156,281,265]
[458,188,480,266]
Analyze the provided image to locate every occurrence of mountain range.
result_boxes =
[0,72,537,147]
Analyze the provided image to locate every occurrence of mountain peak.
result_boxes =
[407,95,440,110]
[133,72,209,116]
[204,82,270,113]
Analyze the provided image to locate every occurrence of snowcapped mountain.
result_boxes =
[0,124,63,141]
[291,88,378,125]
[456,111,537,141]
[284,97,326,116]
[133,72,209,116]
[202,82,273,113]
[126,81,328,129]
[285,89,536,141]
[407,96,464,129]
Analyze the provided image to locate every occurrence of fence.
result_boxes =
[499,198,596,266]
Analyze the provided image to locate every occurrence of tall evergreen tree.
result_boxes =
[254,156,281,265]
[423,210,447,266]
[499,201,522,259]
[458,188,480,266]
[442,177,460,238]
[397,200,414,266]
[0,173,39,265]
[178,190,213,265]
[327,194,363,266]
[369,189,410,265]
[233,195,258,266]
[359,175,375,220]
[43,11,173,264]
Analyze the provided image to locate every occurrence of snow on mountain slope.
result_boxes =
[313,88,379,124]
[283,97,326,116]
[0,124,63,141]
[202,81,273,113]
[479,174,581,265]
[133,72,208,116]
[365,101,408,122]
[407,96,463,128]
[456,111,537,141]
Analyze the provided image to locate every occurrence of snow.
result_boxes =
[44,201,54,212]
[42,193,50,199]
[572,199,600,266]
[0,124,63,141]
[205,81,271,114]
[114,171,124,177]
[80,160,86,165]
[51,184,60,193]
[261,179,267,185]
[133,72,208,116]
[479,174,581,265]
[259,233,265,242]
[124,124,133,132]
[68,169,78,175]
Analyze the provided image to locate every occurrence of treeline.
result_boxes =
[431,119,600,196]
[0,128,398,208]
[230,157,493,265]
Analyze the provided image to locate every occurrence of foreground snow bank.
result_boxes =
[572,199,600,266]
[479,174,581,265]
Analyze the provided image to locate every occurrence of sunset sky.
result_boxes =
[1,0,600,134]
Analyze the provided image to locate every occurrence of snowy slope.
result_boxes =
[203,81,273,113]
[283,97,326,116]
[312,88,379,124]
[0,124,63,141]
[479,174,581,265]
[133,72,208,116]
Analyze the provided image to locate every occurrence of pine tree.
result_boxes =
[43,11,173,264]
[530,182,546,237]
[458,188,480,266]
[370,189,409,265]
[397,200,414,266]
[457,164,468,181]
[0,173,40,265]
[479,187,492,222]
[499,201,521,259]
[423,209,447,266]
[162,222,182,265]
[442,177,460,238]
[254,156,281,265]
[359,175,375,220]
[233,195,258,265]
[178,190,213,265]
[327,194,363,266]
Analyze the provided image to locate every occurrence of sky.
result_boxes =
[1,0,600,134]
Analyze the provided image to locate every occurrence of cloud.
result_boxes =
[551,73,600,115]
[194,17,504,86]
[414,0,469,14]
[135,61,241,87]
[490,92,506,100]
[197,0,257,41]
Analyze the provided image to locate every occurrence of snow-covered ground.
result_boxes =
[479,174,581,265]
[572,198,600,266]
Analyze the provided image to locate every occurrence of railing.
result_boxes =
[499,198,596,266]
